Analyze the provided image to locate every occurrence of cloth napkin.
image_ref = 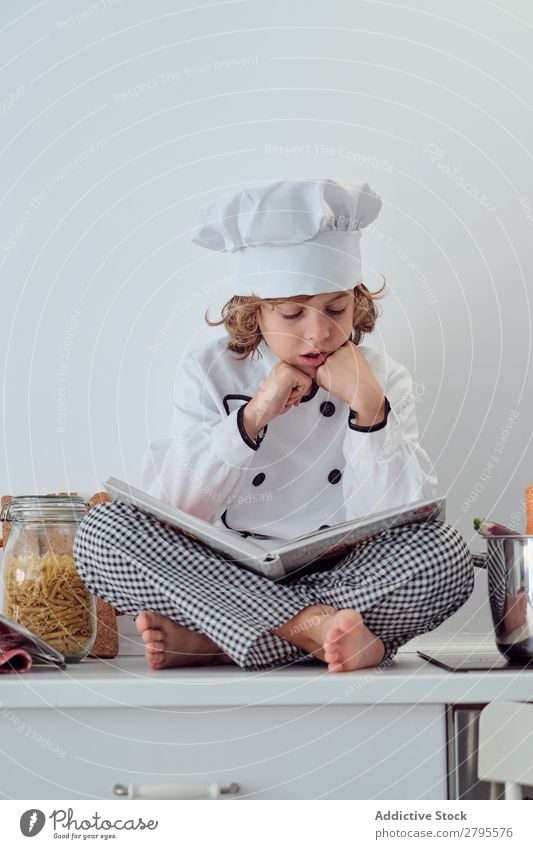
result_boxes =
[0,633,32,673]
[0,614,66,671]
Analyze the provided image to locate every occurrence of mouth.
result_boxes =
[298,350,330,366]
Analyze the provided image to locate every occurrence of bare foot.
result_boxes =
[272,606,385,673]
[135,611,234,670]
[321,610,384,672]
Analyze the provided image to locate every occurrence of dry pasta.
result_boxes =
[3,551,95,659]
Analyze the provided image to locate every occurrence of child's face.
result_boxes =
[258,289,355,377]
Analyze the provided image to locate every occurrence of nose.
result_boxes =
[304,309,331,345]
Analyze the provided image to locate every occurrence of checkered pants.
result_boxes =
[73,501,475,671]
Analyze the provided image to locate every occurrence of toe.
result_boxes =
[142,629,163,644]
[325,627,342,648]
[327,649,341,663]
[136,611,160,632]
[135,612,149,632]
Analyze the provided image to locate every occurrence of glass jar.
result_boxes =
[0,495,96,663]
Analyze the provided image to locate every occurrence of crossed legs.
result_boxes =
[74,502,474,673]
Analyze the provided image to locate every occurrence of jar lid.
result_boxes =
[0,495,89,523]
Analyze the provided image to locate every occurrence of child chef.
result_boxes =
[74,178,475,673]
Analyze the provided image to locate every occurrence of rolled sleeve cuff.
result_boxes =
[348,396,391,432]
[209,406,266,465]
[346,397,404,462]
[237,403,267,451]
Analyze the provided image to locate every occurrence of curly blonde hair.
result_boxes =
[205,277,387,359]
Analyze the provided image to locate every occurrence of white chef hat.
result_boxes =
[191,178,382,298]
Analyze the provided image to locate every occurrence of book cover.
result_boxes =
[103,476,446,580]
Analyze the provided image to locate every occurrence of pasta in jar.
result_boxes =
[4,551,95,660]
[0,495,96,662]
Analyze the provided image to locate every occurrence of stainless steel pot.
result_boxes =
[486,536,533,663]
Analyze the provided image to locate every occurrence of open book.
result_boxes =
[103,477,445,579]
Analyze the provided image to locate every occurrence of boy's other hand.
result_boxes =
[315,341,386,425]
[243,361,312,438]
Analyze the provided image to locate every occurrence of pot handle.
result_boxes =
[471,552,488,570]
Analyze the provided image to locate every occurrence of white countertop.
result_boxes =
[3,636,533,709]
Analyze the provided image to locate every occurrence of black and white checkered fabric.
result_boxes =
[73,501,475,671]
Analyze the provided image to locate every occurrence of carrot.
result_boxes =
[526,485,533,534]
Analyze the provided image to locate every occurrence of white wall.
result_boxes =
[2,0,532,636]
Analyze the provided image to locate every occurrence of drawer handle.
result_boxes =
[113,781,240,800]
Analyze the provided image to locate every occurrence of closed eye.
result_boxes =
[281,307,347,320]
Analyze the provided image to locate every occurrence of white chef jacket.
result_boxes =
[140,336,438,551]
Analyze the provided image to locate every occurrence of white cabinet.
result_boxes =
[4,650,533,800]
[0,702,446,800]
